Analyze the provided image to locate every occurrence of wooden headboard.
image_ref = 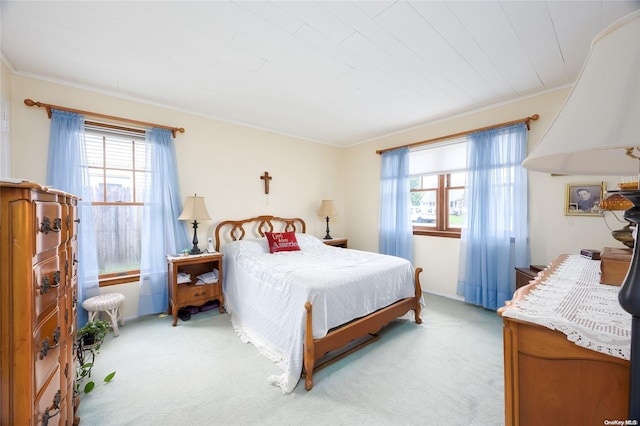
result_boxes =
[214,215,306,251]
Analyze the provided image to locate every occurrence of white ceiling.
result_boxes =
[2,1,639,147]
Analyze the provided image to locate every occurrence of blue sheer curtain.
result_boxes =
[46,110,100,326]
[456,123,530,310]
[138,128,189,316]
[379,147,413,262]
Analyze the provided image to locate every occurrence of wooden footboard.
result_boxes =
[303,267,423,391]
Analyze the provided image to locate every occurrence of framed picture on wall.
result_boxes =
[565,182,606,216]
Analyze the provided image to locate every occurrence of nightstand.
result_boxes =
[323,238,348,248]
[514,264,546,289]
[600,246,632,285]
[167,252,224,326]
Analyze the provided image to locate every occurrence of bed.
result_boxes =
[214,215,423,393]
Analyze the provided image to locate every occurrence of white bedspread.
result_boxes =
[222,234,420,393]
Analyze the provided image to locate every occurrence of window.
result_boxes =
[409,138,466,238]
[410,172,465,237]
[85,126,147,285]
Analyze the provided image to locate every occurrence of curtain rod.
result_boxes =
[24,98,185,138]
[375,114,539,155]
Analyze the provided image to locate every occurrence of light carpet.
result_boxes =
[76,293,504,425]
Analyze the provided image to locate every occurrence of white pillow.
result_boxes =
[295,233,324,249]
[223,238,269,254]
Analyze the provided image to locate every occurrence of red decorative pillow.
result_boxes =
[265,231,301,253]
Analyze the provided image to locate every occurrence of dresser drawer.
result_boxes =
[61,283,78,337]
[61,382,75,426]
[57,250,68,289]
[178,285,210,305]
[69,276,78,334]
[67,196,78,241]
[34,256,61,320]
[34,366,62,426]
[35,201,63,254]
[60,202,70,244]
[34,309,61,394]
[59,292,71,338]
[68,239,78,279]
[58,340,72,411]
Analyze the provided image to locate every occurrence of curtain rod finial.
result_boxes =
[526,114,540,130]
[172,128,186,138]
[24,99,37,107]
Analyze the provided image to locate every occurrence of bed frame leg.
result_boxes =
[414,267,423,324]
[304,301,315,391]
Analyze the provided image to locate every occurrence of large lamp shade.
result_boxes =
[317,200,337,218]
[522,9,640,176]
[178,195,211,222]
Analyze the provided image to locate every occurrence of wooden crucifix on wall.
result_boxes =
[260,171,272,194]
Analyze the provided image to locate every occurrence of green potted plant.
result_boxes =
[76,319,115,393]
[77,319,110,347]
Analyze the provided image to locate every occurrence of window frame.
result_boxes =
[85,124,146,287]
[411,174,464,239]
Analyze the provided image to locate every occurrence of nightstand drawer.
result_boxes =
[178,285,211,305]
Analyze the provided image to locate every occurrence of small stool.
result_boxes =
[82,293,126,337]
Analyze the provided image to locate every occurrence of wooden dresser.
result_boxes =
[0,181,80,425]
[499,255,630,426]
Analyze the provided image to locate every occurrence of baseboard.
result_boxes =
[423,290,464,302]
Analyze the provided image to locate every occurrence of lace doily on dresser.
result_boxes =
[501,254,631,360]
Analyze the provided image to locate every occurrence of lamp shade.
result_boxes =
[522,9,640,175]
[318,200,337,217]
[600,192,634,211]
[178,195,211,221]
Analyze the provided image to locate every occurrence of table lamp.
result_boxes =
[178,194,211,254]
[522,9,640,418]
[318,200,337,240]
[600,192,635,248]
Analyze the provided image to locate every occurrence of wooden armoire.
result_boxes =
[0,180,80,425]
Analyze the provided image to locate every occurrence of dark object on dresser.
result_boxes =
[514,264,546,289]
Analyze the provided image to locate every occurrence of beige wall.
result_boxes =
[345,88,620,299]
[6,70,624,309]
[8,74,345,318]
[0,61,11,176]
[10,75,345,236]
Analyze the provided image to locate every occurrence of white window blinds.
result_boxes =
[409,137,467,176]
